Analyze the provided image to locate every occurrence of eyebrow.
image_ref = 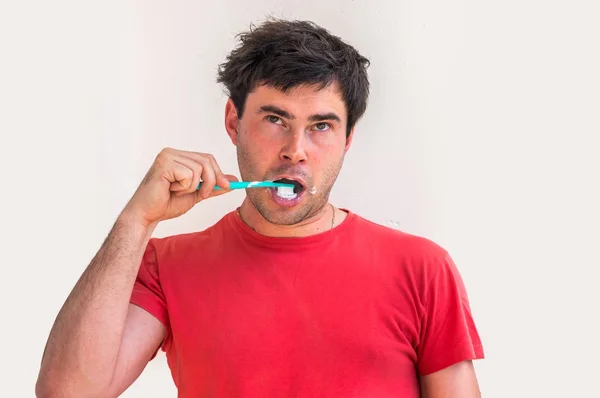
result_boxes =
[308,112,341,123]
[257,105,295,120]
[257,105,341,124]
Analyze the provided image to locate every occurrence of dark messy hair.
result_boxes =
[217,18,370,137]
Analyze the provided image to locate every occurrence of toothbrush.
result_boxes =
[197,180,295,191]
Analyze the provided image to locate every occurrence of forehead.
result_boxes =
[245,82,347,120]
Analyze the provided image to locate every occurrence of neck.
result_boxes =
[237,198,340,238]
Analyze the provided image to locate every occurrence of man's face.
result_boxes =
[226,82,353,226]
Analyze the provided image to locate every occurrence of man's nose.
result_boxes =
[280,130,308,164]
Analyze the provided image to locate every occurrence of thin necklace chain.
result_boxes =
[330,203,336,229]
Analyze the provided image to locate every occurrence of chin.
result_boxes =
[249,189,315,226]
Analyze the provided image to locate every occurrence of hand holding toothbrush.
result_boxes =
[121,148,239,228]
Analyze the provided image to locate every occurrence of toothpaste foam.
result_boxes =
[276,186,297,200]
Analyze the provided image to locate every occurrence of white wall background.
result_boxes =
[1,0,599,397]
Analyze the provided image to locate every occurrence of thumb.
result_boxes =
[224,174,240,183]
[204,174,240,200]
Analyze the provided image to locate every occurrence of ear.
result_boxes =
[224,98,240,145]
[344,127,355,153]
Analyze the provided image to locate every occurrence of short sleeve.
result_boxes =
[416,252,484,375]
[130,238,171,356]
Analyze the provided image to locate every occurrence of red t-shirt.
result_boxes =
[130,209,484,397]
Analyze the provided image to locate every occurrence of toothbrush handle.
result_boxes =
[197,181,252,190]
[196,181,292,190]
[196,182,230,190]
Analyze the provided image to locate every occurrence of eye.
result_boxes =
[266,115,283,125]
[313,122,331,132]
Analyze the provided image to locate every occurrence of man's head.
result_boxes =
[218,19,370,226]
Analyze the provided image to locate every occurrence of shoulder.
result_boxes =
[347,211,453,280]
[349,212,449,259]
[148,212,233,258]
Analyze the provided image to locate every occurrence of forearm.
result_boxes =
[36,213,156,397]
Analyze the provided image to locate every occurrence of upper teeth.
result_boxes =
[276,186,297,199]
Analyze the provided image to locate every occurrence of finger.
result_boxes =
[167,161,195,192]
[174,151,217,194]
[193,174,239,203]
[225,174,239,183]
[166,150,235,200]
[178,152,227,198]
[178,151,227,189]
[197,158,217,199]
[204,174,240,198]
[171,155,204,195]
[208,156,231,190]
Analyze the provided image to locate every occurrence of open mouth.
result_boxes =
[272,178,305,200]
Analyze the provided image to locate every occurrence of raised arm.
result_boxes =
[35,148,237,397]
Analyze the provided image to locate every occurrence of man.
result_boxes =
[36,19,484,397]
